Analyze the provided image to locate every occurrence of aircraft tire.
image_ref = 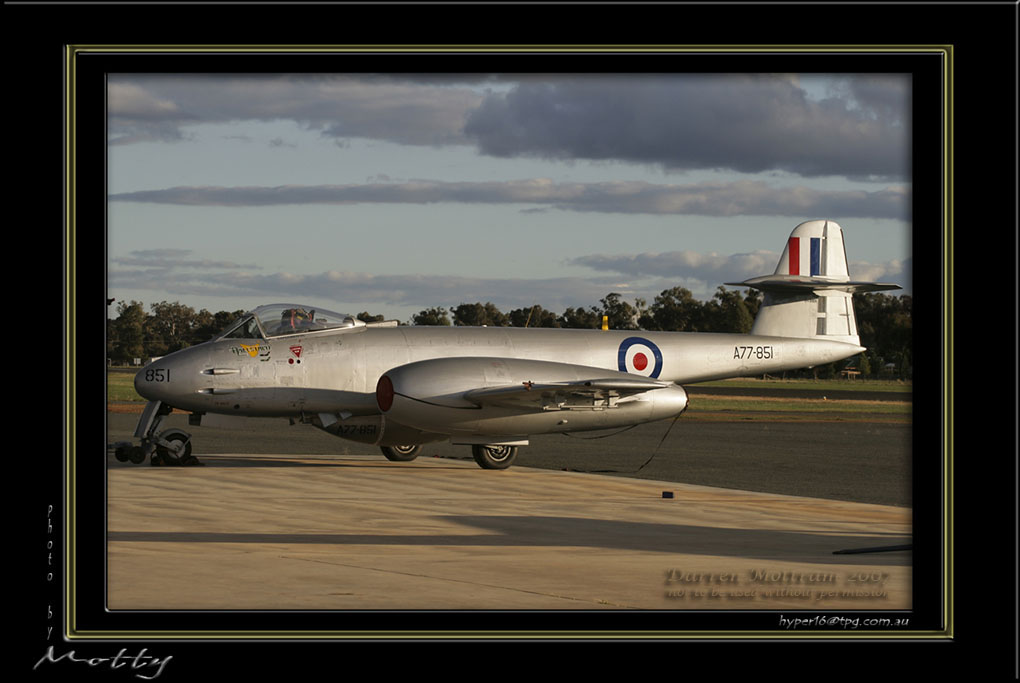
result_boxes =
[380,445,422,462]
[471,445,517,470]
[156,434,192,463]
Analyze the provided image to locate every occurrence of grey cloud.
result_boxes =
[203,270,654,312]
[113,249,260,270]
[108,82,198,145]
[464,75,909,179]
[570,250,780,282]
[108,75,484,147]
[127,249,190,258]
[109,252,911,317]
[571,249,911,292]
[826,75,911,125]
[108,265,646,314]
[847,257,912,289]
[108,75,908,181]
[109,179,909,219]
[109,123,194,146]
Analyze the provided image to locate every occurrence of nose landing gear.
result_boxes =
[110,400,204,466]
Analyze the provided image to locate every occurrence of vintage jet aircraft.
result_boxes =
[118,220,899,469]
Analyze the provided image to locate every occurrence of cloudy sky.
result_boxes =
[107,73,912,323]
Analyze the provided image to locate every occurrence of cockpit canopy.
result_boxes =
[218,304,363,340]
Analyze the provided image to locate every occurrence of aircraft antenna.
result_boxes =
[633,412,682,473]
[562,425,637,441]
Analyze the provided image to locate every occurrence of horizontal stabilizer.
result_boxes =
[726,275,901,294]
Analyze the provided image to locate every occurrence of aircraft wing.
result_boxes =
[463,375,672,409]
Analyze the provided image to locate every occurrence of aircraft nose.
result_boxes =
[133,367,145,397]
[132,345,214,413]
[134,359,171,402]
[134,349,201,405]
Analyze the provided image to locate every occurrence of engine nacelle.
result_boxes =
[376,356,688,438]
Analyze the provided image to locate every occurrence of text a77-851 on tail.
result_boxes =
[120,220,899,470]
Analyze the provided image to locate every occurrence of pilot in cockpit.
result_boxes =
[278,308,321,334]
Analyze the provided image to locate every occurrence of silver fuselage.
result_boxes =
[135,324,863,418]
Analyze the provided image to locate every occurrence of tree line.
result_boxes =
[107,289,912,378]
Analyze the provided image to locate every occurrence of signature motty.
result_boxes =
[34,647,172,680]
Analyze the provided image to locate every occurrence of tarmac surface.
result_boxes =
[686,384,911,403]
[106,404,913,612]
[107,410,912,507]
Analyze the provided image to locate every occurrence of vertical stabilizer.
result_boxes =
[773,219,850,280]
[726,220,900,346]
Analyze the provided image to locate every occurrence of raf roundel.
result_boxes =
[617,337,664,378]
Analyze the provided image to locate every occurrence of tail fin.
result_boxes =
[726,220,900,345]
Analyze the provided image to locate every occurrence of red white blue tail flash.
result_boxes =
[784,235,823,276]
[774,220,849,281]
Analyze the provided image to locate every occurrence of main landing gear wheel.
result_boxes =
[380,444,422,462]
[471,445,518,470]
